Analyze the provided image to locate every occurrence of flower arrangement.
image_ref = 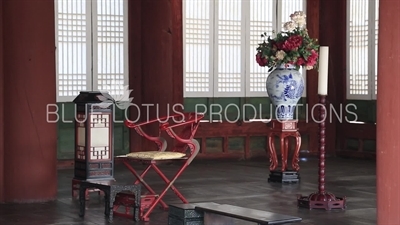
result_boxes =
[256,11,319,71]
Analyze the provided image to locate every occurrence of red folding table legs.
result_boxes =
[119,112,204,221]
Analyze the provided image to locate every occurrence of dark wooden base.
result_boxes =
[168,215,204,225]
[268,170,300,184]
[168,203,208,225]
[78,180,141,222]
[297,193,346,210]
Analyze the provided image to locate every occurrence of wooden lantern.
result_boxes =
[73,91,115,181]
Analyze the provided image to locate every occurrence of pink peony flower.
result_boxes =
[308,49,318,61]
[296,57,306,66]
[306,49,318,67]
[282,35,303,51]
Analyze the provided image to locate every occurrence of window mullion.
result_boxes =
[369,0,378,100]
[275,0,282,34]
[212,0,219,97]
[211,0,217,98]
[242,0,249,97]
[90,0,96,91]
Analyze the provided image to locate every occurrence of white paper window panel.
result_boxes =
[90,128,110,147]
[90,113,110,148]
[77,127,86,146]
[55,0,128,102]
[347,0,378,100]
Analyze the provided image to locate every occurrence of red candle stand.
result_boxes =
[297,95,346,210]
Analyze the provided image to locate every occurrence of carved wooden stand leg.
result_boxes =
[292,132,301,171]
[268,134,279,171]
[108,188,117,222]
[79,184,87,218]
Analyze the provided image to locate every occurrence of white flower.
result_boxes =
[290,11,307,27]
[306,65,313,70]
[290,11,306,20]
[284,21,297,32]
[296,18,306,27]
[275,50,286,60]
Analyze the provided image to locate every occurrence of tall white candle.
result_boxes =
[318,46,329,95]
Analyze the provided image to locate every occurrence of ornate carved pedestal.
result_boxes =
[267,120,301,183]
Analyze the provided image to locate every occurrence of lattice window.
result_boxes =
[247,0,274,96]
[93,0,128,96]
[183,0,213,97]
[55,0,90,101]
[347,0,379,100]
[55,0,128,102]
[215,0,243,97]
[184,0,306,98]
[246,0,306,97]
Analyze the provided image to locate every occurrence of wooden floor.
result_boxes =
[0,156,376,225]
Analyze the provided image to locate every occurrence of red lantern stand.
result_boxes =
[267,119,301,183]
[297,95,346,210]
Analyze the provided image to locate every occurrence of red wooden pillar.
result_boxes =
[319,0,347,155]
[128,0,143,152]
[141,0,174,119]
[0,0,5,202]
[171,0,184,105]
[130,0,183,151]
[1,0,57,202]
[376,0,400,223]
[305,0,320,154]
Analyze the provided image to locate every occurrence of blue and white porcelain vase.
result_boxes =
[266,64,304,120]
